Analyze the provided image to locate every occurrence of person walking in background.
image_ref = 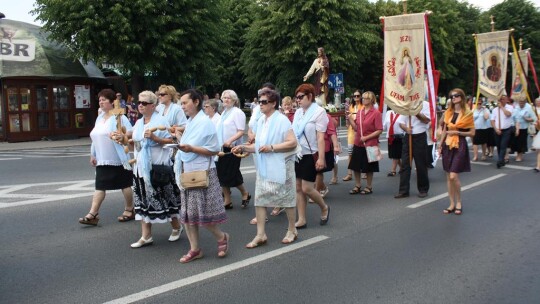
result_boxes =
[232,88,299,247]
[130,91,182,248]
[79,89,134,226]
[438,89,475,215]
[347,91,383,195]
[472,98,491,161]
[281,96,295,122]
[532,97,540,172]
[292,84,330,229]
[383,106,404,176]
[512,97,536,162]
[491,95,514,168]
[156,85,188,129]
[342,90,362,182]
[216,90,251,209]
[394,98,431,198]
[203,99,221,127]
[175,89,229,263]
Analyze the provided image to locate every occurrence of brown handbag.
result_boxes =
[180,158,212,189]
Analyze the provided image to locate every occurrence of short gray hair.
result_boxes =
[222,89,240,107]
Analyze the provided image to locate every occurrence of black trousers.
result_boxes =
[399,132,429,194]
[494,127,512,164]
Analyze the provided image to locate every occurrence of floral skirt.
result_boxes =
[180,168,227,226]
[133,174,181,224]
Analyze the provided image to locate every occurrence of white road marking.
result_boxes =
[472,161,533,170]
[103,235,329,304]
[0,158,22,161]
[406,173,506,209]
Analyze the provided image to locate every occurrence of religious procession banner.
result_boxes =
[475,30,511,100]
[510,49,528,101]
[383,13,426,116]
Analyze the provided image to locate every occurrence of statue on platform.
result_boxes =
[303,47,330,106]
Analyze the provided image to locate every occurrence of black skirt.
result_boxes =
[95,165,133,190]
[348,145,380,173]
[473,128,489,145]
[388,135,403,159]
[216,147,244,187]
[295,154,317,182]
[486,128,496,147]
[512,129,529,153]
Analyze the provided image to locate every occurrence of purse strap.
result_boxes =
[303,131,314,154]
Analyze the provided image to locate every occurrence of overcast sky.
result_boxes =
[2,0,540,26]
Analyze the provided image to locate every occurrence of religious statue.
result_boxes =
[303,47,330,106]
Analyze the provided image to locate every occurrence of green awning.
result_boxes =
[0,19,105,79]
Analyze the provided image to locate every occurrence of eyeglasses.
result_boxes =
[449,94,461,99]
[295,94,306,100]
[203,105,211,108]
[353,95,361,98]
[139,101,153,106]
[259,99,270,105]
[158,93,167,97]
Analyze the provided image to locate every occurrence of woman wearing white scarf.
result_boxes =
[79,89,134,226]
[215,90,251,209]
[292,84,330,229]
[232,89,299,247]
[175,89,229,264]
[130,91,182,249]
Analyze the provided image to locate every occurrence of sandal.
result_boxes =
[349,186,361,195]
[271,207,285,216]
[387,171,396,177]
[281,230,298,244]
[481,156,487,161]
[329,178,338,185]
[217,233,229,258]
[342,175,352,181]
[79,212,99,226]
[359,187,373,195]
[443,208,455,214]
[241,193,251,209]
[454,208,463,215]
[179,249,203,263]
[249,217,268,225]
[117,208,135,222]
[245,235,268,249]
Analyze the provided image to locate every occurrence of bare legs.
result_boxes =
[184,224,226,251]
[391,158,401,173]
[84,186,133,218]
[446,172,462,211]
[222,184,250,207]
[295,178,328,227]
[536,150,540,170]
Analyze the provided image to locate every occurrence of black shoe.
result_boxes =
[224,203,233,209]
[295,223,307,229]
[394,193,409,199]
[417,192,428,198]
[320,206,330,226]
[241,193,251,209]
[496,162,503,169]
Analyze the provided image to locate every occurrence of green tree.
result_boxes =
[240,0,380,96]
[32,0,230,95]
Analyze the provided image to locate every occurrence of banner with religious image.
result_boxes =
[510,49,528,101]
[383,13,426,116]
[476,30,511,100]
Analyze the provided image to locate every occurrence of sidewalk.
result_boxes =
[0,137,92,151]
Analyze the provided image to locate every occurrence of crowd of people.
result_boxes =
[80,83,540,263]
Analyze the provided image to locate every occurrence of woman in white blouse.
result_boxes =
[216,90,251,209]
[79,89,134,226]
[292,83,330,229]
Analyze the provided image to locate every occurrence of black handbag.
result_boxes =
[150,164,173,188]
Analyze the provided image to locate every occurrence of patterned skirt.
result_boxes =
[133,174,181,224]
[180,168,227,226]
[442,137,471,173]
[255,159,296,208]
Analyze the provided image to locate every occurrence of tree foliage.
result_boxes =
[32,0,230,95]
[239,0,380,95]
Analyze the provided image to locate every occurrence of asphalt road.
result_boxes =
[1,136,539,304]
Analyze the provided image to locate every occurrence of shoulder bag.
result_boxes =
[359,110,383,163]
[181,157,212,189]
